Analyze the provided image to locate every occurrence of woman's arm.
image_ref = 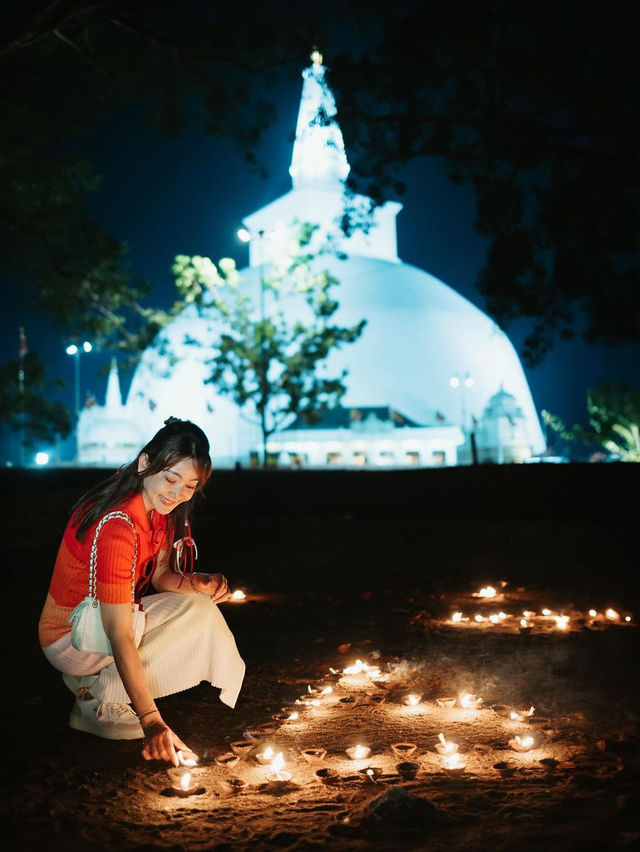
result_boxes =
[151,553,230,601]
[100,601,190,765]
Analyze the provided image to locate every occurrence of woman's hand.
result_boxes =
[190,572,231,603]
[141,717,191,766]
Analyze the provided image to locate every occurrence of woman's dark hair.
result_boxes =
[71,418,212,571]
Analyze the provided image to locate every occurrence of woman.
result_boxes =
[38,417,245,766]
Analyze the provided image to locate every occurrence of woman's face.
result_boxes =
[138,455,201,516]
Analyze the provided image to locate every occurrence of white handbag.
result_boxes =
[68,510,146,654]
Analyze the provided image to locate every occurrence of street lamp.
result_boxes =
[66,340,92,460]
[449,372,474,432]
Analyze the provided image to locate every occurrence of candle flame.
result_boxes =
[520,618,530,628]
[438,733,447,746]
[474,614,484,623]
[180,771,192,791]
[231,589,246,600]
[489,614,500,624]
[261,746,274,761]
[443,753,462,769]
[320,686,333,695]
[353,744,368,759]
[406,694,420,706]
[460,693,482,709]
[176,750,198,767]
[287,711,299,721]
[555,615,569,630]
[605,608,620,620]
[542,608,552,616]
[515,735,534,748]
[452,611,463,622]
[588,609,597,617]
[271,752,285,772]
[477,586,496,598]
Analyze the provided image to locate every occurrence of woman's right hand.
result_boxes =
[141,717,191,766]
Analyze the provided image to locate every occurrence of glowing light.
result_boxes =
[489,614,500,624]
[35,452,49,466]
[460,693,482,709]
[541,608,552,616]
[404,694,421,706]
[477,586,497,598]
[625,616,631,622]
[231,589,246,600]
[588,609,597,617]
[271,752,285,772]
[237,227,251,243]
[310,49,323,65]
[442,752,465,770]
[452,612,463,623]
[179,771,192,791]
[510,735,535,752]
[523,610,535,618]
[474,614,484,623]
[555,615,570,630]
[176,750,198,766]
[436,733,458,755]
[605,608,620,621]
[349,744,370,760]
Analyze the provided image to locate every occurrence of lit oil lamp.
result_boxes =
[541,608,552,616]
[460,693,483,710]
[390,742,417,759]
[554,615,570,631]
[342,659,381,679]
[176,750,199,767]
[509,705,535,721]
[474,614,484,623]
[605,608,620,621]
[167,767,203,797]
[441,753,466,774]
[255,746,276,765]
[230,589,246,601]
[451,612,464,623]
[474,586,497,599]
[358,766,382,782]
[436,696,457,708]
[402,693,422,707]
[346,744,371,760]
[509,735,535,753]
[435,733,458,756]
[301,747,327,763]
[265,752,292,785]
[519,618,532,634]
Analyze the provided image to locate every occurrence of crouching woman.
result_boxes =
[38,417,245,766]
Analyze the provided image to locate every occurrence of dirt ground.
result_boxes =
[2,466,639,850]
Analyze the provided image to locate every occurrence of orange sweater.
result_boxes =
[38,492,167,648]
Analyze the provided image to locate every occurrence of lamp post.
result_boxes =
[237,227,269,464]
[66,340,92,460]
[450,372,475,464]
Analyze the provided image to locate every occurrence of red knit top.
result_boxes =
[38,492,167,648]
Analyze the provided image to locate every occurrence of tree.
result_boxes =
[1,1,322,354]
[546,382,640,462]
[330,0,640,364]
[172,223,366,465]
[0,351,71,449]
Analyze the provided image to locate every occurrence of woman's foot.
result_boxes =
[69,695,144,740]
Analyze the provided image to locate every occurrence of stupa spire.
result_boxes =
[105,358,123,410]
[289,50,351,190]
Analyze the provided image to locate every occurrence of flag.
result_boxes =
[19,326,28,359]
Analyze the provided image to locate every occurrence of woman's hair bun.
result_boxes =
[164,416,181,426]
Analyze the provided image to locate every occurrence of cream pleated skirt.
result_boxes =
[42,592,245,709]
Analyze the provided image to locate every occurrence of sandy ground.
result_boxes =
[2,466,639,850]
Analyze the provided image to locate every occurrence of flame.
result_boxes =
[443,753,463,769]
[287,711,299,721]
[605,608,620,621]
[406,694,421,706]
[353,744,369,759]
[271,752,285,772]
[474,614,484,623]
[231,589,246,600]
[261,746,274,761]
[542,608,552,616]
[477,586,496,598]
[176,750,198,767]
[438,733,447,746]
[452,612,463,623]
[179,771,192,791]
[342,660,380,678]
[498,612,507,620]
[555,615,569,630]
[489,614,500,624]
[320,686,333,695]
[520,618,531,628]
[588,609,597,617]
[515,735,534,748]
[460,693,482,709]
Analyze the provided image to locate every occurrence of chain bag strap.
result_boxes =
[68,510,147,654]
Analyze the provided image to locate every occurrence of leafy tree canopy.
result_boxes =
[172,222,366,465]
[329,0,640,364]
[0,351,71,445]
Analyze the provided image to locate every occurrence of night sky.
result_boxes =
[2,26,638,464]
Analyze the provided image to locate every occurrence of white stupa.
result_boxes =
[78,52,545,468]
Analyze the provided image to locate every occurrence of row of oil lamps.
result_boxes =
[446,605,631,632]
[164,662,547,797]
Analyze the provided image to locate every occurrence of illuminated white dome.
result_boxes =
[87,55,545,466]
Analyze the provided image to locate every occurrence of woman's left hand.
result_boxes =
[190,572,231,602]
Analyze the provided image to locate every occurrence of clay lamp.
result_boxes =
[390,742,417,759]
[435,733,458,756]
[230,740,255,758]
[396,761,420,780]
[436,696,457,708]
[509,735,535,753]
[301,748,327,763]
[346,744,371,761]
[315,768,340,785]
